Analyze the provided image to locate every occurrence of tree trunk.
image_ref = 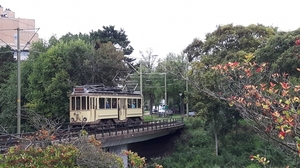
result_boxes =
[213,118,218,156]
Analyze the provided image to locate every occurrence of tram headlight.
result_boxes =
[83,117,87,122]
[71,118,75,122]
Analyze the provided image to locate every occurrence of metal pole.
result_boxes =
[179,95,182,116]
[186,60,189,116]
[140,62,143,115]
[140,63,142,96]
[164,73,167,106]
[179,93,183,116]
[17,28,21,134]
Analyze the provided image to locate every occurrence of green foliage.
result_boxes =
[0,70,17,130]
[0,46,16,128]
[74,135,123,168]
[25,40,93,118]
[0,45,16,85]
[0,145,78,167]
[0,26,133,127]
[26,52,71,118]
[0,131,124,168]
[88,41,126,85]
[255,28,300,77]
[152,117,298,167]
[90,25,134,55]
[150,53,188,111]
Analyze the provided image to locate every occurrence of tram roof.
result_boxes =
[71,84,142,96]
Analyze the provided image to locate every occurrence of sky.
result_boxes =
[1,0,300,60]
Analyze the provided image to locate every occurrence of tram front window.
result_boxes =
[76,97,80,110]
[71,97,75,110]
[82,97,87,110]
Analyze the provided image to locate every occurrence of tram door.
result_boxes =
[118,98,126,120]
[89,96,97,121]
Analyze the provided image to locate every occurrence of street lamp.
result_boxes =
[179,92,182,116]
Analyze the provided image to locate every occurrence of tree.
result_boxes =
[0,46,16,130]
[0,118,123,168]
[139,49,158,113]
[25,40,91,118]
[89,26,136,85]
[255,28,300,77]
[0,45,15,86]
[183,38,204,62]
[186,24,277,155]
[155,53,188,112]
[86,41,126,85]
[209,52,300,155]
[90,25,134,55]
[59,32,90,44]
[0,71,17,130]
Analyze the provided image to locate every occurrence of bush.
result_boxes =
[0,144,78,167]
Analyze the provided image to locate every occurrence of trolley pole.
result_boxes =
[17,28,21,134]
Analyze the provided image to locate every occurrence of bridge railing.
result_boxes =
[91,118,184,138]
[0,118,184,152]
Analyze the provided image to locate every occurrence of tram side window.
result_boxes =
[132,99,136,108]
[128,99,132,108]
[112,98,117,108]
[137,99,141,108]
[99,98,105,109]
[106,98,111,109]
[82,97,86,110]
[71,97,75,110]
[76,97,80,110]
[94,98,97,109]
[87,97,89,110]
[90,98,93,109]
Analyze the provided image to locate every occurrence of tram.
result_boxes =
[69,85,143,126]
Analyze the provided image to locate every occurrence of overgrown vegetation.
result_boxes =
[151,117,299,167]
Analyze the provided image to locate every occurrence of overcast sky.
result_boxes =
[1,0,300,59]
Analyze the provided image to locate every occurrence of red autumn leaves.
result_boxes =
[212,53,300,156]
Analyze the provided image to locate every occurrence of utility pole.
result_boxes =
[0,27,39,134]
[17,27,21,134]
[140,63,142,96]
[164,73,167,106]
[186,58,189,116]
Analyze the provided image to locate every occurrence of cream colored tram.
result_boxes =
[69,85,143,125]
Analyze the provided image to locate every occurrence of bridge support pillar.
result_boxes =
[109,144,128,168]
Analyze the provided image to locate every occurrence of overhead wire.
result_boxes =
[0,51,14,54]
[0,30,37,45]
[0,37,10,48]
[2,18,37,30]
[0,32,29,43]
[0,16,40,53]
[22,28,40,51]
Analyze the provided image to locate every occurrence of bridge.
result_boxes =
[0,118,185,167]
